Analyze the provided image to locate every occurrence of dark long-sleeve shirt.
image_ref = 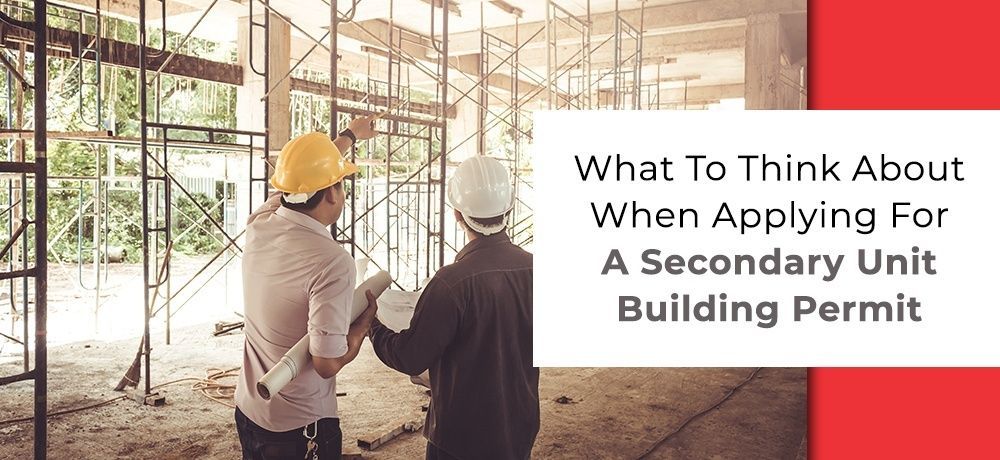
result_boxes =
[369,232,538,460]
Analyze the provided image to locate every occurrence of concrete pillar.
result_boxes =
[236,13,291,153]
[449,59,482,162]
[235,14,290,228]
[744,13,783,109]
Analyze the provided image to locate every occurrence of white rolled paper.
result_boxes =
[256,270,393,400]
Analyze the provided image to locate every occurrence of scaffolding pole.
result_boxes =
[0,1,48,457]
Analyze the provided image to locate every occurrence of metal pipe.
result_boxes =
[262,0,270,206]
[330,0,338,134]
[586,0,591,109]
[438,0,448,268]
[138,0,152,398]
[162,135,172,344]
[247,0,264,78]
[385,0,394,271]
[33,0,49,457]
[329,0,340,244]
[545,2,552,109]
[16,41,28,377]
[0,52,31,90]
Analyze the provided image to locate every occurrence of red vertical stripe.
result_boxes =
[810,0,1000,109]
[810,0,1000,458]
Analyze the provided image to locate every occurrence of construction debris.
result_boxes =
[554,395,579,405]
[357,416,425,451]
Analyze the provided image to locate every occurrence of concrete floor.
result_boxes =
[0,323,806,459]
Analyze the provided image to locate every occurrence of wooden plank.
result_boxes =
[0,161,37,173]
[418,0,462,16]
[357,423,405,451]
[356,417,424,451]
[0,23,243,85]
[490,0,523,18]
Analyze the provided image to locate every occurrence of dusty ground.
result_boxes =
[1,262,806,458]
[0,323,805,459]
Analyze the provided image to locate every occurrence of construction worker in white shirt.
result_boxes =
[234,117,380,460]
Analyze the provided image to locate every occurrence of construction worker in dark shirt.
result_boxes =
[366,155,538,460]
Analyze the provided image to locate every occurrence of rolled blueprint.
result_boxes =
[257,270,392,400]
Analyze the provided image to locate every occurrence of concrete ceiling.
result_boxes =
[159,0,684,43]
[50,0,805,103]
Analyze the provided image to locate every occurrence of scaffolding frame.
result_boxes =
[547,0,644,111]
[480,4,533,247]
[131,0,273,400]
[324,0,454,289]
[0,1,47,457]
[546,0,591,109]
[0,0,686,457]
[7,0,270,413]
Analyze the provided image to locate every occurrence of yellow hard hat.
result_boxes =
[270,132,359,196]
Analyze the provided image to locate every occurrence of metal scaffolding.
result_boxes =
[0,0,686,456]
[480,4,533,247]
[0,1,47,457]
[546,0,644,110]
[546,0,591,109]
[322,0,454,290]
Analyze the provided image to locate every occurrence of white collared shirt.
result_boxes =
[235,195,355,431]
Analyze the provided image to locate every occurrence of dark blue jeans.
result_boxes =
[235,407,342,460]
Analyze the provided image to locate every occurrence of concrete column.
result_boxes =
[235,14,290,228]
[744,13,783,109]
[236,13,291,152]
[449,58,482,162]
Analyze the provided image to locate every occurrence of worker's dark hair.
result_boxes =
[280,182,341,211]
[459,212,509,237]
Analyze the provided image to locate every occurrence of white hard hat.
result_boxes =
[448,155,514,235]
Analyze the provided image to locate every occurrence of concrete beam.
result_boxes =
[338,19,437,65]
[51,0,197,21]
[590,82,742,109]
[445,0,806,56]
[339,19,544,101]
[521,25,746,70]
[0,22,242,84]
